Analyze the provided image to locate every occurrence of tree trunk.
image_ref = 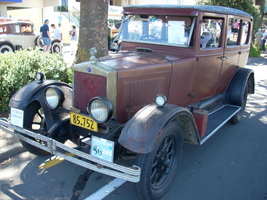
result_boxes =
[76,0,109,64]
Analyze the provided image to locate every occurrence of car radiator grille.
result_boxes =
[73,71,107,113]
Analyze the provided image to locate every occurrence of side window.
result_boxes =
[200,18,223,48]
[227,18,241,46]
[240,21,250,45]
[21,24,33,33]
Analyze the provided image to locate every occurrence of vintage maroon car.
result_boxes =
[0,5,254,200]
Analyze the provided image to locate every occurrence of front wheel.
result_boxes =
[135,122,183,200]
[19,102,50,156]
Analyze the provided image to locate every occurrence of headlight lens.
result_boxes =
[87,97,113,123]
[155,94,167,107]
[45,87,64,109]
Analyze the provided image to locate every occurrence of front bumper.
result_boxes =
[0,118,141,183]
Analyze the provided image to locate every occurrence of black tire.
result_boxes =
[230,84,248,124]
[135,122,183,200]
[51,42,63,54]
[35,35,44,47]
[0,44,13,53]
[19,101,50,156]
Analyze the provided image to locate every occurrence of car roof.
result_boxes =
[123,4,252,19]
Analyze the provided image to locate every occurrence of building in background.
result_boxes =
[0,0,196,44]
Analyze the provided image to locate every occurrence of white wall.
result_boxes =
[8,8,42,29]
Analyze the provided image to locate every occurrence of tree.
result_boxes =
[197,0,261,33]
[76,0,109,64]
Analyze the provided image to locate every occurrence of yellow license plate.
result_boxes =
[70,112,98,132]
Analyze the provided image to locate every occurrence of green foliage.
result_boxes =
[197,0,261,33]
[0,49,72,113]
[249,42,261,57]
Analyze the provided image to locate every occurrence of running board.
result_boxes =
[200,105,241,145]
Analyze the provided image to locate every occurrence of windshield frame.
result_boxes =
[119,14,196,48]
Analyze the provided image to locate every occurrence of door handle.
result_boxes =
[219,56,230,60]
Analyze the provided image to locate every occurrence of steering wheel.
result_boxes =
[139,34,157,41]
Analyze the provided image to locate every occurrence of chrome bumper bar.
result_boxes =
[0,119,141,183]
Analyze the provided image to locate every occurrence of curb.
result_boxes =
[0,144,26,163]
[0,142,26,162]
[0,129,26,163]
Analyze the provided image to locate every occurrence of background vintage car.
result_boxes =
[0,18,62,53]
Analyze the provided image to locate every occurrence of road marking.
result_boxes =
[84,178,126,200]
[38,153,74,169]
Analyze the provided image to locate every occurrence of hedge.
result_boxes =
[0,49,72,113]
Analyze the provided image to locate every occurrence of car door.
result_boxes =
[189,14,226,104]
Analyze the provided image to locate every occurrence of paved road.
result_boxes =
[0,56,267,200]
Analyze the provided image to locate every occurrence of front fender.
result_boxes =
[9,80,72,108]
[9,80,73,131]
[118,103,199,154]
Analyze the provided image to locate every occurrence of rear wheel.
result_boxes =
[230,84,248,124]
[135,122,183,200]
[0,44,13,53]
[51,42,62,54]
[19,102,50,156]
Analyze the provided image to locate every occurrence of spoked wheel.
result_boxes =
[230,84,248,124]
[135,122,183,200]
[51,42,63,54]
[19,101,50,156]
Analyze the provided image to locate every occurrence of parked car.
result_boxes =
[1,5,254,200]
[0,18,62,53]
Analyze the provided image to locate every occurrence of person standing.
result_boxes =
[69,25,77,55]
[261,29,267,52]
[254,29,263,50]
[51,24,62,41]
[40,19,51,52]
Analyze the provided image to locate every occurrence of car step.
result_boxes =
[200,105,241,145]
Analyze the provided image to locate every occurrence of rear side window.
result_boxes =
[0,26,7,33]
[240,21,250,45]
[200,17,223,48]
[227,18,241,46]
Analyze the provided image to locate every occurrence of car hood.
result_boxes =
[99,50,192,78]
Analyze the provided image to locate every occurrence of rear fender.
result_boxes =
[118,103,199,154]
[227,67,254,106]
[9,80,72,131]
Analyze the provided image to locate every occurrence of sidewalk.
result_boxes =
[0,53,266,165]
[0,124,25,164]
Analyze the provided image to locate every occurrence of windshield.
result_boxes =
[119,14,196,47]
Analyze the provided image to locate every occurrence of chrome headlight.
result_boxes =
[45,86,64,109]
[155,94,167,107]
[87,97,113,123]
